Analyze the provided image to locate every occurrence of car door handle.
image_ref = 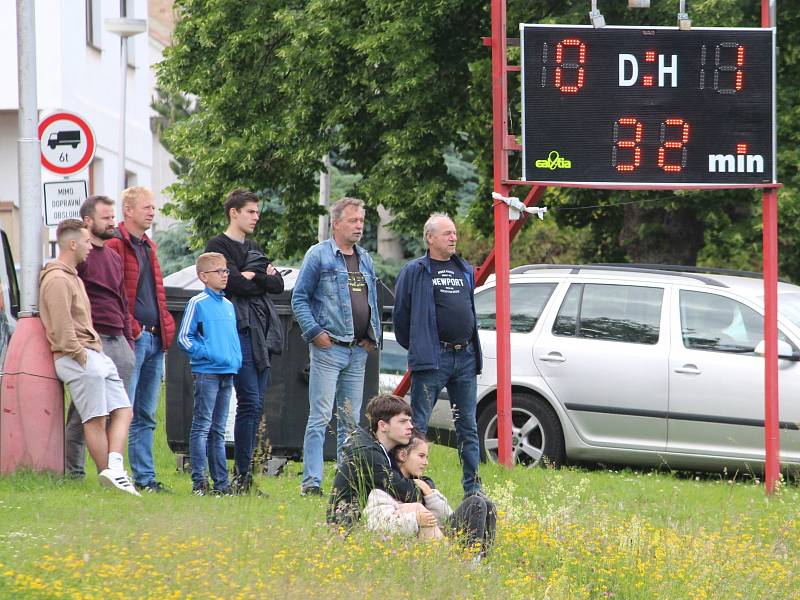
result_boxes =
[538,352,566,363]
[674,364,702,375]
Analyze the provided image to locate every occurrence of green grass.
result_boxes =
[1,392,799,599]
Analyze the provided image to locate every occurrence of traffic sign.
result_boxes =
[520,25,775,187]
[43,179,87,226]
[38,111,96,175]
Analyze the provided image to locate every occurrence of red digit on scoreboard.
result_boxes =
[658,118,690,172]
[611,117,691,173]
[612,117,643,172]
[553,38,586,93]
[700,41,745,94]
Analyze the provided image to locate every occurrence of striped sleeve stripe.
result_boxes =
[177,292,208,350]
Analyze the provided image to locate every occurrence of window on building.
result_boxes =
[124,170,137,190]
[85,0,102,50]
[90,157,104,196]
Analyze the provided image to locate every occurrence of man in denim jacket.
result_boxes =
[393,213,483,496]
[292,197,382,497]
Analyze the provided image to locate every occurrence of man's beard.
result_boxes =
[94,227,114,240]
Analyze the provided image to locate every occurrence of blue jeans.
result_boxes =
[128,331,165,486]
[302,343,368,489]
[233,331,269,476]
[410,343,481,494]
[190,373,233,489]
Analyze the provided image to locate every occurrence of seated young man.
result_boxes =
[364,432,497,557]
[326,394,421,529]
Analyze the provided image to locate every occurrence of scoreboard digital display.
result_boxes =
[520,25,775,187]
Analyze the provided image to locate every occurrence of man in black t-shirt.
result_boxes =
[393,213,483,495]
[205,189,284,494]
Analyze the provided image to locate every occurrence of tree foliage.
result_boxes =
[158,0,485,258]
[153,222,203,276]
[158,0,799,279]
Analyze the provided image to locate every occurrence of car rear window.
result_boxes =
[680,290,791,353]
[475,283,557,333]
[552,283,663,344]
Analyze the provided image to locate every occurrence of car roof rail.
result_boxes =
[510,264,583,274]
[509,263,728,288]
[595,263,790,283]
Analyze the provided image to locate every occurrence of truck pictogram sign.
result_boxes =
[38,112,96,175]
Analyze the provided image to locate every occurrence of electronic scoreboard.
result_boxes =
[520,25,775,187]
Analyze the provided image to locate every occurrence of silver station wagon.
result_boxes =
[425,264,800,474]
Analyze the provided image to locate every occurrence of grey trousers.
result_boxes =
[447,494,497,557]
[64,335,136,477]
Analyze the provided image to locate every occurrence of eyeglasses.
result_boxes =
[202,268,230,275]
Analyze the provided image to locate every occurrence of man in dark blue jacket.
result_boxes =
[393,213,483,495]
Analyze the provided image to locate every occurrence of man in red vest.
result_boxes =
[106,186,176,493]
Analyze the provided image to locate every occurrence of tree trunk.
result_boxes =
[376,205,404,261]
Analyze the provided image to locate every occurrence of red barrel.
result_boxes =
[0,316,64,474]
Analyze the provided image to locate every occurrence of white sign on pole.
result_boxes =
[38,111,96,176]
[43,180,87,226]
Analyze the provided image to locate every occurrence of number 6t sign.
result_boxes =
[39,111,96,176]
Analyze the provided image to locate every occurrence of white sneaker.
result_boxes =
[99,469,142,497]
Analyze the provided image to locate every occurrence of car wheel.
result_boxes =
[477,392,565,467]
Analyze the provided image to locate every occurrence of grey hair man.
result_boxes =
[292,197,383,497]
[393,213,483,495]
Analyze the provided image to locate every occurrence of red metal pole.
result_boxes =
[761,0,779,495]
[475,186,546,286]
[762,191,779,493]
[393,370,412,398]
[490,0,513,467]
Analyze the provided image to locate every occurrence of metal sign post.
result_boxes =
[761,0,779,495]
[16,0,42,316]
[490,0,513,467]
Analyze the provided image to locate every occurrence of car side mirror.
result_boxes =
[754,339,800,361]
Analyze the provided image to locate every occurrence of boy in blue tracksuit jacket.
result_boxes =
[178,252,242,496]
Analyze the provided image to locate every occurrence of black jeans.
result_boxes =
[447,494,497,557]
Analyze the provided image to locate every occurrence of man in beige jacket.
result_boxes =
[39,219,139,496]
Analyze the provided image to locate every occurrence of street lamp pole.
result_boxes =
[104,17,146,215]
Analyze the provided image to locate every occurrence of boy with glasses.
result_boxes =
[178,253,242,496]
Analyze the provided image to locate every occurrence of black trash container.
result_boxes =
[163,265,388,463]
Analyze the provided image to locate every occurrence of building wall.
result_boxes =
[148,0,179,235]
[0,0,155,258]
